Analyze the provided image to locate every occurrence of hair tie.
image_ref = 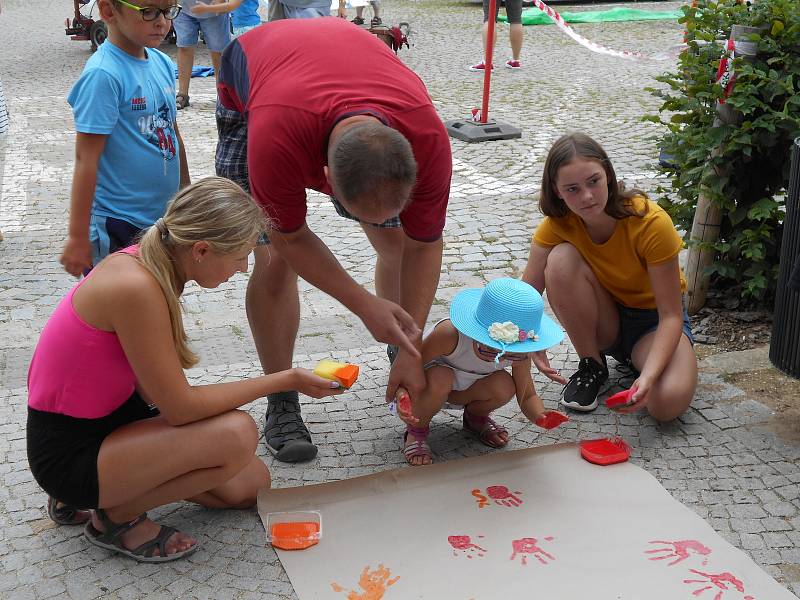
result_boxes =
[155,217,169,241]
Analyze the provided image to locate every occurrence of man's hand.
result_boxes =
[60,235,93,277]
[386,345,425,404]
[358,295,421,359]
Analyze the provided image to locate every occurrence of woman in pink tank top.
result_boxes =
[27,178,342,563]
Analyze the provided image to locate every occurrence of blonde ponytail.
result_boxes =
[137,177,268,369]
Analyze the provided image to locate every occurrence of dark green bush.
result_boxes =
[645,0,800,304]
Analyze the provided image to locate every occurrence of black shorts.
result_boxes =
[483,0,523,24]
[603,304,694,366]
[27,392,159,509]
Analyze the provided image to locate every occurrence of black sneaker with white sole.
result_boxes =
[560,356,609,412]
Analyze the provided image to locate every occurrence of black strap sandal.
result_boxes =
[47,496,91,526]
[264,393,318,463]
[176,93,190,110]
[84,509,199,563]
[351,16,365,25]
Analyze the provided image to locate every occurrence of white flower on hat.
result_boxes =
[488,321,520,344]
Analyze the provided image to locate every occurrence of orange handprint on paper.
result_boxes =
[331,564,400,600]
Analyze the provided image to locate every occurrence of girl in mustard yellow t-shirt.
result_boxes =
[522,133,697,422]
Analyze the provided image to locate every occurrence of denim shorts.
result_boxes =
[280,4,330,18]
[174,11,231,52]
[214,103,401,246]
[483,0,522,23]
[90,215,144,266]
[603,303,694,364]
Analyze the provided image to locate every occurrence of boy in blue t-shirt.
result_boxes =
[60,0,190,277]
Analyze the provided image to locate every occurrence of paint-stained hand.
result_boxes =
[392,386,419,425]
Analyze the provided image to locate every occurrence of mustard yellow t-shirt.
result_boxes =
[533,197,687,309]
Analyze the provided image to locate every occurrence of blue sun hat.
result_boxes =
[449,278,564,358]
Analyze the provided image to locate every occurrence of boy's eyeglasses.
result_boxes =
[116,0,182,21]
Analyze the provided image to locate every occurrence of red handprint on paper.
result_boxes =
[646,539,712,566]
[486,485,523,507]
[509,537,555,566]
[471,489,489,508]
[683,569,755,600]
[448,535,487,558]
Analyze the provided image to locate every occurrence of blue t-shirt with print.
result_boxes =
[232,0,261,28]
[68,41,180,230]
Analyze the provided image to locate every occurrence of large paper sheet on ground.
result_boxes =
[258,444,793,600]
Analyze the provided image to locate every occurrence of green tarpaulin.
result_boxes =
[498,6,681,26]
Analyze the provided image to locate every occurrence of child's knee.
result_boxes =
[426,366,455,395]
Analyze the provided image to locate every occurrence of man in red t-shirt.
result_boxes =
[216,17,452,463]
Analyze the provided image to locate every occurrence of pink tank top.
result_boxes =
[27,248,139,418]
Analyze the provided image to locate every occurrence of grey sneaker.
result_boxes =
[560,357,609,412]
[264,393,318,462]
[387,344,399,365]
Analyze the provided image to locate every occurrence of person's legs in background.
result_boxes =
[198,14,231,84]
[173,10,201,109]
[504,0,523,68]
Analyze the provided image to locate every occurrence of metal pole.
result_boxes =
[480,0,497,124]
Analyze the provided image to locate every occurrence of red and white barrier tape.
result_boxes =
[529,0,679,62]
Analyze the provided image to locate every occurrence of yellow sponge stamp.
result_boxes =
[313,360,360,389]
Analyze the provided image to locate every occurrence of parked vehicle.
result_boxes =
[64,0,176,52]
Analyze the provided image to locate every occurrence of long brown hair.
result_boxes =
[539,132,648,220]
[137,177,267,368]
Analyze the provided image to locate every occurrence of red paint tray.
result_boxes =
[580,437,631,466]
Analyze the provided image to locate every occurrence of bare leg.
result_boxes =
[509,23,523,60]
[360,224,404,304]
[404,366,453,466]
[544,243,619,362]
[247,245,298,374]
[449,370,516,447]
[631,333,697,422]
[95,410,269,556]
[247,245,316,462]
[176,46,195,97]
[210,51,222,85]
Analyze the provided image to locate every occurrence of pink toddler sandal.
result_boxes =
[463,410,509,448]
[403,425,433,466]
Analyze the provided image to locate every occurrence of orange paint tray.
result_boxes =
[579,437,631,466]
[266,511,322,551]
[313,360,360,389]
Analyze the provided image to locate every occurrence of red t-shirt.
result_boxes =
[217,18,451,242]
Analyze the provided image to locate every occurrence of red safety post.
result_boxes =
[443,0,521,142]
[480,0,498,124]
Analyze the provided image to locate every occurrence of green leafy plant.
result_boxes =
[645,0,800,304]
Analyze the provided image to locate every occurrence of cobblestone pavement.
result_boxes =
[1,1,798,598]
